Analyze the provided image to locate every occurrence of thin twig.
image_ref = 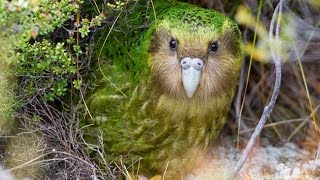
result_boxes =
[316,143,320,160]
[236,0,264,149]
[162,161,169,180]
[150,0,157,20]
[76,8,93,119]
[97,9,128,98]
[231,0,284,177]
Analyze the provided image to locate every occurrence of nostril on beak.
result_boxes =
[194,59,203,69]
[181,58,203,70]
[181,59,190,69]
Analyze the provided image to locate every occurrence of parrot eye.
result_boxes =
[169,39,177,51]
[209,41,219,54]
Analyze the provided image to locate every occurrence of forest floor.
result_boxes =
[187,137,320,180]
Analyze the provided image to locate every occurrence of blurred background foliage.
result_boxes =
[226,0,320,151]
[0,0,319,179]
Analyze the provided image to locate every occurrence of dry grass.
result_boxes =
[10,88,112,179]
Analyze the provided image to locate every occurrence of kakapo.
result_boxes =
[83,1,243,178]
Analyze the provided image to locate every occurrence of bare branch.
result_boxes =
[231,0,284,177]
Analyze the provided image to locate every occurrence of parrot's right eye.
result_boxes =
[169,39,177,51]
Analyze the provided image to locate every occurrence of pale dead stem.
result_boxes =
[115,156,143,180]
[81,132,144,179]
[316,143,320,160]
[232,0,285,177]
[120,156,133,180]
[80,132,114,177]
[162,161,169,180]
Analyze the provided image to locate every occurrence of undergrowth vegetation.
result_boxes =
[0,0,319,179]
[0,0,105,179]
[16,40,77,101]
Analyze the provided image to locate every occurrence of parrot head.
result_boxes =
[146,4,243,99]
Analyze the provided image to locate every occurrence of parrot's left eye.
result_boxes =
[169,39,177,51]
[209,41,219,54]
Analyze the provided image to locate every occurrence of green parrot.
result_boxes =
[84,1,243,178]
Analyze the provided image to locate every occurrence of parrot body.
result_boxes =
[84,1,243,178]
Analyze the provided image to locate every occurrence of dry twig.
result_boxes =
[231,0,284,177]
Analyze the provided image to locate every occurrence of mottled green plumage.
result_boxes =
[83,1,243,178]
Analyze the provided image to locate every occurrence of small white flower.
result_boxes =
[17,0,30,8]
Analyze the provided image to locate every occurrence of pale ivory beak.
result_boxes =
[180,57,204,98]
